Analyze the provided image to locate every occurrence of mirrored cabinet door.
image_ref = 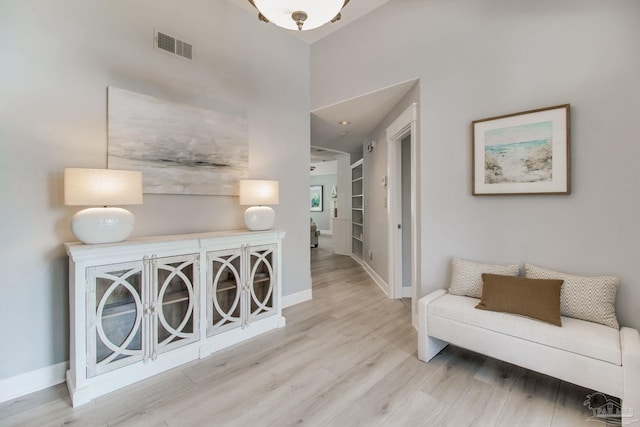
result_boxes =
[87,262,145,378]
[248,245,276,323]
[207,249,243,336]
[154,254,200,357]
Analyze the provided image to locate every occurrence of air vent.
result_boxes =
[154,29,193,61]
[176,40,192,60]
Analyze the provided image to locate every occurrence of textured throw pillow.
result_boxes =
[449,257,520,298]
[475,274,564,326]
[525,263,619,329]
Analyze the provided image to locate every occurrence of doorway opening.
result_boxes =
[310,147,352,255]
[387,103,419,327]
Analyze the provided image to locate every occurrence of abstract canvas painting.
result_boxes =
[108,87,248,195]
[472,104,570,195]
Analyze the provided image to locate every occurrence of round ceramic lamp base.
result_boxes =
[244,206,275,231]
[71,207,135,244]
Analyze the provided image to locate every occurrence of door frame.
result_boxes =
[386,103,419,326]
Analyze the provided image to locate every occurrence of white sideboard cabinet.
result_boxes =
[66,230,286,407]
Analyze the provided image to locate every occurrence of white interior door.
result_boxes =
[386,103,419,327]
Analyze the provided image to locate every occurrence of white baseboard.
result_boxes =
[352,256,390,296]
[0,361,68,403]
[402,286,413,298]
[282,288,313,308]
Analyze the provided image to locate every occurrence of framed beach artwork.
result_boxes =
[310,185,323,212]
[472,104,570,196]
[107,86,248,195]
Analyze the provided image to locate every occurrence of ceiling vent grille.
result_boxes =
[154,29,193,61]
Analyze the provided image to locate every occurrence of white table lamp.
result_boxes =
[239,180,279,231]
[64,168,143,244]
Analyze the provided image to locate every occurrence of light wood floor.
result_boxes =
[0,237,615,426]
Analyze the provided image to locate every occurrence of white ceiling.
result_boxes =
[228,0,414,161]
[227,0,392,44]
[310,79,417,157]
[310,159,338,176]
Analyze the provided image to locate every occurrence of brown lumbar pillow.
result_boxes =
[475,273,564,326]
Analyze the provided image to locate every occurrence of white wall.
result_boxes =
[311,0,640,329]
[361,85,419,282]
[0,0,311,380]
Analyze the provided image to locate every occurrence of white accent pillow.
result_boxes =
[448,257,519,298]
[525,263,619,329]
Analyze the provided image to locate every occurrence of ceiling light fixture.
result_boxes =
[248,0,350,31]
[338,120,351,126]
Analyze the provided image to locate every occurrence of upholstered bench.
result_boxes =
[310,219,320,247]
[417,258,640,419]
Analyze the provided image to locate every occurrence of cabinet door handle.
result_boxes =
[242,288,246,329]
[142,304,149,363]
[151,302,158,361]
[242,288,248,329]
[245,286,251,328]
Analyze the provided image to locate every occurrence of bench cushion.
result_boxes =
[428,293,621,365]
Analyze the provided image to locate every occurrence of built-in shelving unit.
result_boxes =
[351,159,364,259]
